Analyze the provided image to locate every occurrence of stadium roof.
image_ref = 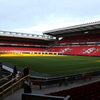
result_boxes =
[43,21,100,37]
[0,30,55,42]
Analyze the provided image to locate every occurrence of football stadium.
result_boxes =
[0,21,100,100]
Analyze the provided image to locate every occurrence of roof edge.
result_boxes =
[43,20,100,34]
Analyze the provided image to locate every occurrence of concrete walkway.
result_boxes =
[2,76,100,100]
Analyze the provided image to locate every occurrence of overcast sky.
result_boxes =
[0,0,100,35]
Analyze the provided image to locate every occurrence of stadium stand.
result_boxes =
[45,45,100,56]
[0,33,99,56]
[0,46,15,51]
[58,34,94,44]
[46,81,100,100]
[3,40,15,44]
[79,46,99,56]
[88,34,100,42]
[58,33,100,44]
[0,46,45,52]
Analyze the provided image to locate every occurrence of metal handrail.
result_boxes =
[0,75,30,99]
[0,73,12,81]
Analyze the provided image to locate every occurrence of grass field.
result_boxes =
[0,55,100,76]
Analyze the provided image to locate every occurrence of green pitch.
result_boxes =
[0,55,100,76]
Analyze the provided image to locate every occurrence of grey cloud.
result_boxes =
[0,0,100,33]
